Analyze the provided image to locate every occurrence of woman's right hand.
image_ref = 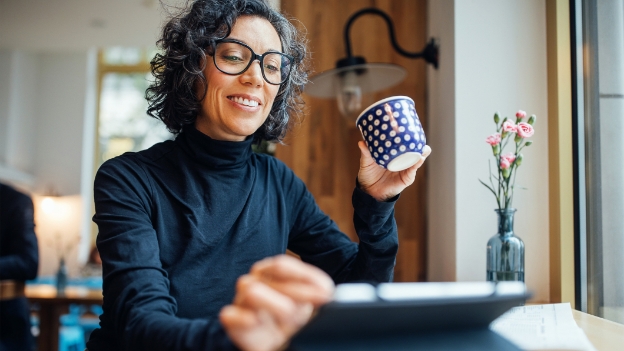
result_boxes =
[219,255,335,351]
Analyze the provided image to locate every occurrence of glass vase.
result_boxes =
[56,257,68,295]
[486,208,525,282]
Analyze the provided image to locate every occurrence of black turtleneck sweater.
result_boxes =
[87,126,399,351]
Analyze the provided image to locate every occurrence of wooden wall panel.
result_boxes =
[277,0,428,282]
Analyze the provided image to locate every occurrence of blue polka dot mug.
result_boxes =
[356,96,426,172]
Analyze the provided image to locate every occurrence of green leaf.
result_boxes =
[479,179,499,198]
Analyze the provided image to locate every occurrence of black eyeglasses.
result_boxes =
[212,39,294,85]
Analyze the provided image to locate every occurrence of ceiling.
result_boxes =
[0,0,188,51]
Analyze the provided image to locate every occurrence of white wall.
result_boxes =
[0,49,96,273]
[0,50,39,190]
[427,0,457,282]
[428,0,550,302]
[33,52,89,195]
[0,50,91,195]
[5,52,39,175]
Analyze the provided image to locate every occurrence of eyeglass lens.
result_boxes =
[214,42,292,84]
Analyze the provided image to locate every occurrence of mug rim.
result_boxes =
[355,95,415,126]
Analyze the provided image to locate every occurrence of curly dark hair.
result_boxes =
[146,0,309,142]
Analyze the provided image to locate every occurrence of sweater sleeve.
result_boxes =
[90,157,236,351]
[0,189,39,281]
[283,164,399,284]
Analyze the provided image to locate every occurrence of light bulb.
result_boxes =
[336,70,362,118]
[40,196,71,220]
[41,197,56,215]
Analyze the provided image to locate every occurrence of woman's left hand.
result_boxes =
[357,141,432,202]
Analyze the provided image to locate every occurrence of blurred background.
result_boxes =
[0,3,622,346]
[0,0,186,277]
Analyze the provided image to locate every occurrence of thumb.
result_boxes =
[358,141,375,167]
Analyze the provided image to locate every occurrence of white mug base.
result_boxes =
[386,152,422,172]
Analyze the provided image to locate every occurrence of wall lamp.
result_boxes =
[305,7,439,118]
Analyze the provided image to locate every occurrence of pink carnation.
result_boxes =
[516,122,534,138]
[502,120,517,132]
[501,153,516,164]
[500,158,511,169]
[516,110,527,119]
[485,133,501,146]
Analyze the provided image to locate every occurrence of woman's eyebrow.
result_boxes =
[227,37,281,53]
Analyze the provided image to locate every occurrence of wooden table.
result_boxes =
[26,285,103,351]
[572,310,624,351]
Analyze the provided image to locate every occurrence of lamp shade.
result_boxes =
[305,63,407,98]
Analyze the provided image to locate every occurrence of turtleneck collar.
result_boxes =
[176,125,254,169]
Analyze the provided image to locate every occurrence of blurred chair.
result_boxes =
[58,305,85,351]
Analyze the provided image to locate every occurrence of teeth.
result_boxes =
[230,96,259,107]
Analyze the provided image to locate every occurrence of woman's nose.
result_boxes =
[240,60,264,86]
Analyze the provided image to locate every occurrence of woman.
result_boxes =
[87,1,431,350]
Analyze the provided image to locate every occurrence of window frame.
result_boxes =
[546,0,576,307]
[90,48,155,242]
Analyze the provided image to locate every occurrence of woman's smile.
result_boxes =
[227,94,262,109]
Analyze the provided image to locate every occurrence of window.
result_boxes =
[96,47,172,167]
[572,0,624,324]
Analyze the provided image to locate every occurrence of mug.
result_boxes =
[355,96,426,172]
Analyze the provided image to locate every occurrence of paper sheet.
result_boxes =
[490,303,597,351]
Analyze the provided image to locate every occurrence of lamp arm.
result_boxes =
[343,7,438,68]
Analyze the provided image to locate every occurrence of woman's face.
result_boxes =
[196,15,282,141]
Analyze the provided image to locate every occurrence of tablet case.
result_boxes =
[288,282,528,351]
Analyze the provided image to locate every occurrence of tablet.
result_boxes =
[289,281,529,351]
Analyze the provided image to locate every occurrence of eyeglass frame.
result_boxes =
[210,38,295,85]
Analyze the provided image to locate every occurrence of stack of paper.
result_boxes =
[491,303,596,351]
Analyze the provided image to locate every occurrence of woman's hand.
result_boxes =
[357,141,432,202]
[219,255,335,351]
